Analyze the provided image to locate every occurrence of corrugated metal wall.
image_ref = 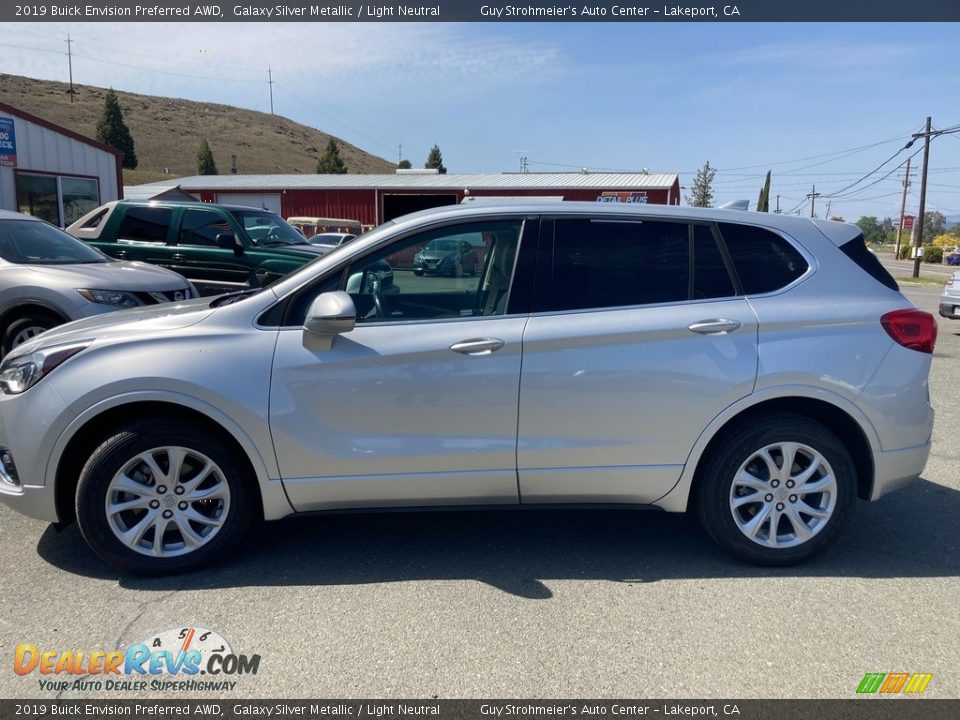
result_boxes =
[199,184,680,226]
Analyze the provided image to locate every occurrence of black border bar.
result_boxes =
[3,0,960,23]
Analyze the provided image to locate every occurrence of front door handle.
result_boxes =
[450,338,506,356]
[171,253,187,263]
[115,250,128,259]
[688,319,742,335]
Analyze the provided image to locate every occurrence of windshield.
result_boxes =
[229,210,309,246]
[424,239,461,252]
[0,219,109,265]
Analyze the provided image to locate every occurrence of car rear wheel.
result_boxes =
[75,418,257,575]
[696,414,856,565]
[2,311,62,356]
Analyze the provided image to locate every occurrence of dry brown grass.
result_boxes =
[0,73,395,184]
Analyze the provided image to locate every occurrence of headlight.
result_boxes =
[76,289,143,308]
[0,343,89,395]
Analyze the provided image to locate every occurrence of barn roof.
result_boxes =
[132,172,680,191]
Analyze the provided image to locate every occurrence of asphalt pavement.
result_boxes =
[0,284,957,700]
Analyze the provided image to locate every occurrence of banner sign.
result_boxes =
[0,117,16,168]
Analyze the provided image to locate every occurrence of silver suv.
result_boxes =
[0,204,936,574]
[0,210,195,356]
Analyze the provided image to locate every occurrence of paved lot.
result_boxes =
[0,284,957,700]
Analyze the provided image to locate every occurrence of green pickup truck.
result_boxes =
[66,201,331,296]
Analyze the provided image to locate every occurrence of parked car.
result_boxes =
[413,238,478,276]
[0,203,936,574]
[287,217,363,239]
[66,201,331,296]
[938,270,960,319]
[307,232,357,248]
[0,210,194,357]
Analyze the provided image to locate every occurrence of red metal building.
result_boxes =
[130,172,681,226]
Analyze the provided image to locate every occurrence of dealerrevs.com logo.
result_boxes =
[14,626,260,693]
[856,673,934,695]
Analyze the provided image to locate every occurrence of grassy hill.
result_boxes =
[0,74,395,184]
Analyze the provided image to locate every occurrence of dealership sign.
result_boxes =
[0,117,16,168]
[597,191,647,204]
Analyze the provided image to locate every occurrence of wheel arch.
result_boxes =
[655,391,877,513]
[52,396,292,525]
[0,302,68,334]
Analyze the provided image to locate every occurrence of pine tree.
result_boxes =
[425,144,447,174]
[685,161,716,207]
[197,139,218,175]
[316,138,347,174]
[756,170,771,212]
[397,159,412,169]
[96,89,137,169]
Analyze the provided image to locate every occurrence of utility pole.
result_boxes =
[774,194,781,213]
[397,143,402,166]
[824,200,832,220]
[894,156,912,261]
[806,185,821,218]
[267,67,274,115]
[65,34,75,103]
[512,150,528,173]
[912,117,931,279]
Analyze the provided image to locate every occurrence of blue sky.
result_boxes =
[3,21,960,223]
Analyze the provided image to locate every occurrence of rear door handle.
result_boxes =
[450,338,505,356]
[688,319,742,335]
[171,253,187,263]
[115,250,128,259]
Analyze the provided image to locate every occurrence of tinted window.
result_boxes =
[179,209,233,247]
[117,206,172,243]
[0,219,107,265]
[840,233,899,291]
[693,224,736,299]
[548,219,689,312]
[718,222,808,294]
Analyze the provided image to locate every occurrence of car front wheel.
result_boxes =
[75,418,257,575]
[696,415,856,565]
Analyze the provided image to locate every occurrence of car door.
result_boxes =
[98,204,174,263]
[517,218,759,504]
[269,217,536,511]
[169,207,255,294]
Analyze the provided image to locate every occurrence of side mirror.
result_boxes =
[304,291,356,338]
[216,232,244,256]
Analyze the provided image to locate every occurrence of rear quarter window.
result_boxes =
[838,232,899,291]
[117,206,173,243]
[718,222,808,295]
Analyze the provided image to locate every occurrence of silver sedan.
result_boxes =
[938,270,960,319]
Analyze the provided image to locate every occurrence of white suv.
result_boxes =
[0,204,936,574]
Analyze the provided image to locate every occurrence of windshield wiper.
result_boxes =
[209,288,259,307]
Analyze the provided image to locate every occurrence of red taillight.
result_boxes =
[881,309,938,354]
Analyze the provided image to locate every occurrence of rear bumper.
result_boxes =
[938,298,960,319]
[870,442,931,501]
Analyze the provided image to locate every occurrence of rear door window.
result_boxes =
[545,219,690,312]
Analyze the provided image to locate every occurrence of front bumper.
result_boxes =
[0,481,58,522]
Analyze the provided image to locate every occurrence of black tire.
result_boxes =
[414,270,424,276]
[695,414,857,566]
[2,311,62,356]
[75,417,258,575]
